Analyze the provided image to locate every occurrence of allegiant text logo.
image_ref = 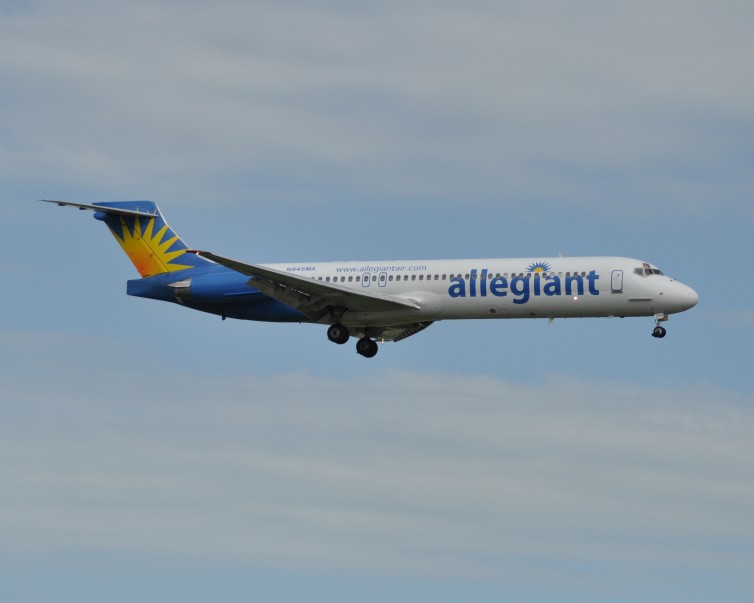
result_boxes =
[448,269,600,304]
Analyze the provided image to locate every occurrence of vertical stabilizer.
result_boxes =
[43,199,212,277]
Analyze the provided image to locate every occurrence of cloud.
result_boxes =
[2,358,753,588]
[0,0,752,215]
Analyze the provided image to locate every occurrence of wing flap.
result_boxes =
[392,321,434,342]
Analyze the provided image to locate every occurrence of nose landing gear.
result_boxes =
[652,313,668,338]
[652,325,667,338]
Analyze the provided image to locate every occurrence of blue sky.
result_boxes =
[1,1,753,601]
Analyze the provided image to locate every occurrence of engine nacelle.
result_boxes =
[170,271,257,302]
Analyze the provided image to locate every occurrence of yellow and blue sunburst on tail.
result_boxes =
[94,201,207,277]
[527,261,552,273]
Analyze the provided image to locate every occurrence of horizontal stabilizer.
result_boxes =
[40,199,157,218]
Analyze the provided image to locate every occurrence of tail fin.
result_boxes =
[43,199,212,277]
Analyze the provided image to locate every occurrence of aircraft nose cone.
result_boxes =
[674,283,699,311]
[661,281,698,313]
[685,286,699,309]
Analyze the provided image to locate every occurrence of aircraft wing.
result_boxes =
[189,250,421,321]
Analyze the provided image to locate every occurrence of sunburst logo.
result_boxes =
[527,261,552,273]
[109,215,192,277]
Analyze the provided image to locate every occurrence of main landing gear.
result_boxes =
[652,313,668,338]
[327,324,350,345]
[327,324,379,358]
[355,337,379,358]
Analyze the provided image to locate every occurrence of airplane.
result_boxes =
[44,199,699,358]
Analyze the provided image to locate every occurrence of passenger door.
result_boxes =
[611,270,624,293]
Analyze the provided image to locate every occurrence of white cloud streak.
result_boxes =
[2,360,753,587]
[1,0,752,214]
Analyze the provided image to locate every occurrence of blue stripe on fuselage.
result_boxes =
[127,266,309,322]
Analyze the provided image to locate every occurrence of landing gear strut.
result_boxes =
[652,313,668,338]
[327,324,350,345]
[356,337,379,358]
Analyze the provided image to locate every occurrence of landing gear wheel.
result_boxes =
[652,326,667,338]
[356,337,378,358]
[327,324,350,345]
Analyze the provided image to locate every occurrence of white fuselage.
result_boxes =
[267,256,698,327]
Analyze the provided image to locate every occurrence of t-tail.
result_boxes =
[42,199,211,277]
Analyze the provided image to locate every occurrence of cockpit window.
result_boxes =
[634,263,664,277]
